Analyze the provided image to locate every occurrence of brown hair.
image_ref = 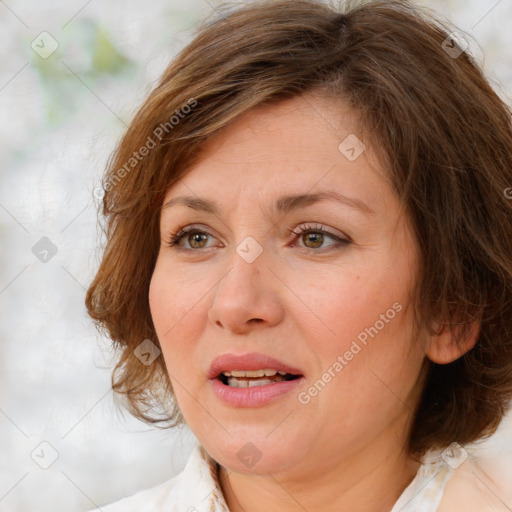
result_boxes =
[85,0,512,456]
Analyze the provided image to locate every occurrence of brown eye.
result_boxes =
[188,232,209,248]
[166,228,215,250]
[302,232,324,249]
[291,223,351,251]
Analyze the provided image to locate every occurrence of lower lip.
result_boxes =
[209,377,304,407]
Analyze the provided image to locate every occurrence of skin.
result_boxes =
[149,92,479,512]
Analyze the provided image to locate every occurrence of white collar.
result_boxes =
[96,442,453,511]
[167,443,453,512]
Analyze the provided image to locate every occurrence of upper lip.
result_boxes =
[208,352,304,379]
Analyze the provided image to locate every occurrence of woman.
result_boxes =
[85,0,512,510]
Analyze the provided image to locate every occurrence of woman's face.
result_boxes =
[149,93,427,477]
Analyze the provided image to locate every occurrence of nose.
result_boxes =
[207,245,285,335]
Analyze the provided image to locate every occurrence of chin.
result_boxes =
[199,431,307,475]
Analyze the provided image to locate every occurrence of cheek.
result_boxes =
[148,263,207,375]
[295,262,409,355]
[297,262,421,406]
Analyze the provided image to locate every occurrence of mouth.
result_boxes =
[217,369,302,388]
[208,352,305,402]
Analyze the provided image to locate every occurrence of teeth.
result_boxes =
[226,375,285,388]
[222,369,280,377]
[247,378,277,388]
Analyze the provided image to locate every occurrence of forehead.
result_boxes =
[161,93,392,216]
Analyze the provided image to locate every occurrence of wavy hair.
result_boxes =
[85,0,512,456]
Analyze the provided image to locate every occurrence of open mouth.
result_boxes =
[217,369,302,388]
[209,357,305,406]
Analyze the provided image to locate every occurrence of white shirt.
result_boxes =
[87,441,512,511]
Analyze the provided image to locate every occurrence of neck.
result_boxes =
[218,427,421,512]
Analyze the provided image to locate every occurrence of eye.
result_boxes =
[165,225,218,251]
[164,223,351,252]
[289,223,351,251]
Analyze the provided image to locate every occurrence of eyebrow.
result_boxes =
[161,190,376,217]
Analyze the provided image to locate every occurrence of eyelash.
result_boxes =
[164,223,351,252]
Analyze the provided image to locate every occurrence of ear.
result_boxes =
[425,317,480,364]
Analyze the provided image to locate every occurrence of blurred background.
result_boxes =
[1,0,511,510]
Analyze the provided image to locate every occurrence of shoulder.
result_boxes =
[437,452,512,512]
[85,475,182,512]
[391,440,512,512]
[83,443,230,512]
